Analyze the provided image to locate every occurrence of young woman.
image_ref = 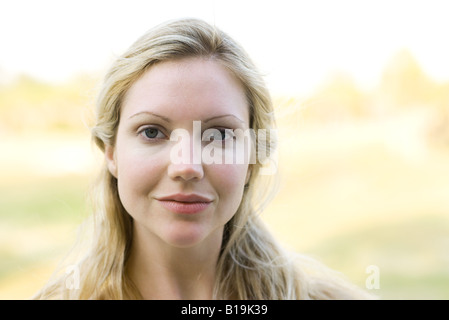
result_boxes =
[34,18,373,300]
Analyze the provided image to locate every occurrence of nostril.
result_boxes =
[167,162,204,181]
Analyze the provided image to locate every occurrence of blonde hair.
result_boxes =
[34,18,373,300]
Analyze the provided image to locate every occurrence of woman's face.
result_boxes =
[105,57,250,248]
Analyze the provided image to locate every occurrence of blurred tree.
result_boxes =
[0,74,96,133]
[302,72,368,124]
[378,49,434,110]
[427,81,449,149]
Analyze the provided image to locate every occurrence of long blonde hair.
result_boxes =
[34,18,373,300]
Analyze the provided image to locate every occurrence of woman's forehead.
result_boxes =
[121,57,250,125]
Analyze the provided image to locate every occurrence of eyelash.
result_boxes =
[138,126,167,141]
[203,128,234,142]
[137,126,235,144]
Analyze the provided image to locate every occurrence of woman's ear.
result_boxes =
[105,144,118,178]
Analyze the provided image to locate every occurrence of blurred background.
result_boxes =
[1,0,448,299]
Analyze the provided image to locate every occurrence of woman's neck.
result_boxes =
[126,224,223,300]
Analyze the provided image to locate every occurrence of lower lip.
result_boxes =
[157,200,211,214]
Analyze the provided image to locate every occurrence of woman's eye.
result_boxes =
[204,128,234,142]
[139,127,166,140]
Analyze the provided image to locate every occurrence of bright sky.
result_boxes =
[1,0,449,96]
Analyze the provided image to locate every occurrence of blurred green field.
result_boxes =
[264,113,449,299]
[0,174,88,299]
[1,52,449,299]
[1,117,448,299]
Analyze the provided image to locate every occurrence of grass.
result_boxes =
[0,174,87,293]
[0,175,88,225]
[305,215,449,299]
[1,107,448,299]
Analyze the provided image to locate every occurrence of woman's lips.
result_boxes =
[156,193,213,214]
[157,200,211,214]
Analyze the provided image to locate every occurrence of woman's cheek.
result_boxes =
[209,163,248,194]
[116,145,169,196]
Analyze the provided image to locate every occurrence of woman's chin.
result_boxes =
[163,226,210,249]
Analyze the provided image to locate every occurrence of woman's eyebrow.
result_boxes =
[203,114,245,124]
[128,111,171,123]
[128,112,245,124]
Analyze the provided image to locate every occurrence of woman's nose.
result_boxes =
[167,128,204,181]
[167,162,204,181]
